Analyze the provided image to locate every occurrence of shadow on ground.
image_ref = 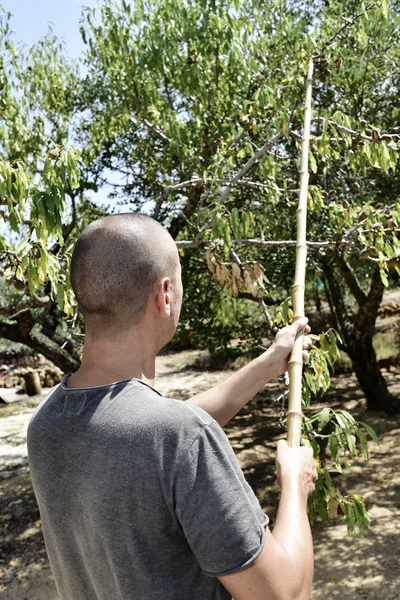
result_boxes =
[0,356,399,599]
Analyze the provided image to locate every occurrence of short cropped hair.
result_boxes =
[70,213,177,328]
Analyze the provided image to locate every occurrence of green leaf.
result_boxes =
[345,431,357,455]
[315,488,329,522]
[335,413,347,430]
[304,372,316,395]
[221,220,232,250]
[345,504,356,535]
[212,217,222,239]
[352,494,370,529]
[309,151,317,174]
[317,407,331,431]
[328,434,341,471]
[357,430,369,461]
[380,269,389,287]
[339,410,356,425]
[324,471,335,498]
[356,27,369,48]
[241,211,250,238]
[360,422,379,444]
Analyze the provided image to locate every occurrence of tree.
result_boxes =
[0,0,399,411]
[0,8,104,371]
[0,0,397,534]
[77,0,399,412]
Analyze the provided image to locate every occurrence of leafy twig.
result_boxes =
[320,3,377,52]
[193,131,284,245]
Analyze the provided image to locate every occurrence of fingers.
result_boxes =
[290,317,308,334]
[302,335,312,362]
[276,439,318,495]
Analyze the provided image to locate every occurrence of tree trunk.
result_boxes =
[0,316,80,374]
[349,330,398,413]
[348,268,398,414]
[168,182,204,239]
[322,257,398,414]
[41,303,81,360]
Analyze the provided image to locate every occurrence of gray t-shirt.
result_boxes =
[27,376,269,600]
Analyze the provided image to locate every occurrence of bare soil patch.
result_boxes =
[0,350,399,599]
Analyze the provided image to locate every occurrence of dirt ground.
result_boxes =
[0,350,399,600]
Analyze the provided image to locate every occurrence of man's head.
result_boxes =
[70,214,182,342]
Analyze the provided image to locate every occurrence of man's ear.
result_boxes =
[155,277,172,317]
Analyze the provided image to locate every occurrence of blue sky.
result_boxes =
[2,1,129,210]
[3,0,98,59]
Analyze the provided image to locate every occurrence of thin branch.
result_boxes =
[157,177,282,198]
[310,117,400,150]
[365,256,400,268]
[193,131,284,244]
[241,239,348,249]
[321,3,376,52]
[175,238,353,249]
[142,119,171,144]
[342,203,395,242]
[31,292,51,305]
[237,292,283,305]
[0,291,51,320]
[359,227,400,235]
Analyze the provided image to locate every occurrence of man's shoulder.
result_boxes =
[118,384,222,452]
[140,386,217,434]
[29,377,217,439]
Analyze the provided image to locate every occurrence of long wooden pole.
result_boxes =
[287,57,314,447]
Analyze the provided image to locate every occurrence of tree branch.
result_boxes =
[159,178,279,195]
[142,119,171,144]
[0,317,79,373]
[153,177,287,220]
[193,131,284,244]
[365,256,400,268]
[0,292,51,320]
[175,238,353,249]
[167,182,205,239]
[309,117,400,150]
[237,292,282,305]
[334,250,367,307]
[321,3,376,52]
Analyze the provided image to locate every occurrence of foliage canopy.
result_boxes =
[0,0,399,533]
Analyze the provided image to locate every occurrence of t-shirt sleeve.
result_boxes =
[173,420,269,578]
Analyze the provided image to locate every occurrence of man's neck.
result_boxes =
[66,333,157,389]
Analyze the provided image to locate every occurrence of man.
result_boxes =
[28,213,317,600]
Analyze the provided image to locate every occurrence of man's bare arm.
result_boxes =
[185,318,310,427]
[219,441,316,600]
